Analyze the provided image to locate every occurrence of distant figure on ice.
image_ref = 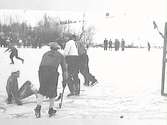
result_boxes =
[109,39,112,50]
[34,42,68,118]
[115,39,120,51]
[6,70,37,105]
[76,38,98,87]
[104,38,108,50]
[0,35,8,47]
[4,44,24,64]
[86,44,89,49]
[64,34,81,96]
[121,38,125,51]
[147,42,151,51]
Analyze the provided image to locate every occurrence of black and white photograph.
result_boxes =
[0,0,167,125]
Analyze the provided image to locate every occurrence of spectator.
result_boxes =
[104,38,108,50]
[109,39,112,50]
[121,38,125,51]
[148,42,151,51]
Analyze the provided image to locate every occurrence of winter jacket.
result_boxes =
[40,50,66,71]
[76,42,87,55]
[5,46,18,54]
[40,50,68,81]
[6,73,19,98]
[64,40,78,56]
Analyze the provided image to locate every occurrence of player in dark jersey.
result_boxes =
[4,45,24,64]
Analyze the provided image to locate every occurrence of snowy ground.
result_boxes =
[0,47,167,125]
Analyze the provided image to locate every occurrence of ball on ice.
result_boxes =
[120,115,124,118]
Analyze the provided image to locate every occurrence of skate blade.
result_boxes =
[35,113,40,118]
[49,113,56,117]
[90,81,98,87]
[34,109,40,118]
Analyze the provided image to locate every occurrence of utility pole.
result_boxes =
[153,21,167,96]
[161,22,167,96]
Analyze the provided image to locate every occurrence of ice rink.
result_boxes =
[0,47,167,125]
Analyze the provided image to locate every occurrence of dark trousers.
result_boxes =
[6,81,36,104]
[10,52,24,64]
[18,81,36,100]
[104,45,108,50]
[109,45,112,50]
[79,53,96,85]
[65,56,80,95]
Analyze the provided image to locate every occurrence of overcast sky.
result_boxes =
[0,0,165,12]
[0,0,166,24]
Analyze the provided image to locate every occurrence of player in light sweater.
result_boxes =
[63,34,80,96]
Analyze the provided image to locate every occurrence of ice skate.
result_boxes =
[15,99,22,105]
[67,93,75,97]
[90,79,98,87]
[34,105,41,118]
[48,108,57,117]
[83,81,89,86]
[22,59,24,64]
[6,96,12,104]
